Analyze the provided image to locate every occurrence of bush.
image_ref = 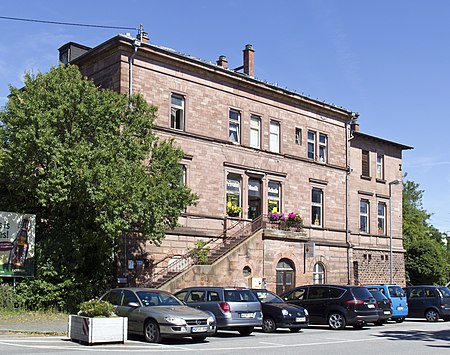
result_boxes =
[192,240,210,265]
[78,299,116,317]
[0,283,16,310]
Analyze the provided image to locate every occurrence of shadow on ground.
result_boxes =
[376,326,450,349]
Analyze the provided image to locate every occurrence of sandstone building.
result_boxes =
[59,32,412,293]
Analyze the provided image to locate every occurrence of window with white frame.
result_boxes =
[307,130,316,160]
[311,188,323,226]
[181,165,187,185]
[250,115,261,149]
[376,154,384,180]
[313,262,325,284]
[378,202,386,235]
[226,174,241,216]
[268,180,281,213]
[270,120,280,153]
[360,199,369,233]
[229,109,241,143]
[295,127,302,145]
[170,94,185,130]
[319,133,327,163]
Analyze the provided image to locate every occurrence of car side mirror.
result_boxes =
[128,302,140,307]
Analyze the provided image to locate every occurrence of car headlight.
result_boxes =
[282,309,289,316]
[207,316,215,325]
[164,317,186,326]
[303,309,309,316]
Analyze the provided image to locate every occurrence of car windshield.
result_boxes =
[224,289,258,302]
[438,287,450,297]
[388,286,406,298]
[254,290,284,303]
[136,291,183,307]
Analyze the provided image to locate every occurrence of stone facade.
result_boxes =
[63,34,412,292]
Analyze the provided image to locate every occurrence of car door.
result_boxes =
[303,286,330,324]
[117,289,141,332]
[283,287,307,307]
[406,287,424,317]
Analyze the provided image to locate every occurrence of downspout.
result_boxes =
[346,112,357,285]
[129,29,142,98]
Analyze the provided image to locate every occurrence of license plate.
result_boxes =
[397,306,404,310]
[240,313,255,319]
[295,317,306,322]
[367,304,375,308]
[384,310,391,315]
[191,326,207,333]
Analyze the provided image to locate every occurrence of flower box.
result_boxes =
[68,315,127,344]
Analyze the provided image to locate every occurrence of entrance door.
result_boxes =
[276,259,295,294]
[248,178,262,220]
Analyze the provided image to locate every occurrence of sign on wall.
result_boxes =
[0,211,36,278]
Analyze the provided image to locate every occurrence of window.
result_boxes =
[170,94,185,130]
[318,133,327,163]
[362,150,370,177]
[308,286,328,298]
[270,120,280,153]
[229,109,241,143]
[307,130,316,160]
[295,128,302,145]
[378,202,386,235]
[250,115,261,149]
[268,180,281,213]
[376,154,384,179]
[311,188,323,227]
[313,263,326,284]
[226,174,241,216]
[181,165,186,185]
[360,199,369,233]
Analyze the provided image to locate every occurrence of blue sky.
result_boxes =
[1,0,449,233]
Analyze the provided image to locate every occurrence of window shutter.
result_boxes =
[362,150,369,176]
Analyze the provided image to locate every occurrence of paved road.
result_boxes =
[0,319,449,354]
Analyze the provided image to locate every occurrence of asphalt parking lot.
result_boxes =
[0,319,449,355]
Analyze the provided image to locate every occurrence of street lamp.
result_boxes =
[389,179,401,284]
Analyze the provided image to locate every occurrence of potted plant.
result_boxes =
[68,299,127,345]
[227,201,242,217]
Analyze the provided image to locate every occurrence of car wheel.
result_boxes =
[328,312,346,330]
[395,317,404,323]
[238,326,254,336]
[144,319,162,343]
[425,309,439,322]
[262,317,277,333]
[289,328,301,333]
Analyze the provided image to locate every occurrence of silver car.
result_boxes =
[100,288,216,343]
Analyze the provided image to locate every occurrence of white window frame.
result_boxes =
[170,93,185,130]
[295,127,302,145]
[376,154,384,180]
[360,199,369,233]
[250,115,261,149]
[268,180,281,213]
[311,188,323,227]
[313,262,325,284]
[378,202,386,235]
[269,120,280,153]
[307,130,316,160]
[318,133,327,163]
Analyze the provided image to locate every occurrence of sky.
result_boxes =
[1,0,449,233]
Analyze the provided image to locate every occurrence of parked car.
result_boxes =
[365,284,408,322]
[99,287,216,343]
[174,287,263,335]
[367,290,392,325]
[403,285,450,322]
[279,284,378,329]
[250,288,309,333]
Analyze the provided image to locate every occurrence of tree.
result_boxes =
[402,178,449,285]
[0,65,197,310]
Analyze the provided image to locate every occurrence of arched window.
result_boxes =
[313,262,326,284]
[276,258,295,294]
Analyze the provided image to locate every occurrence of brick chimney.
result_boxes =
[243,44,254,77]
[350,113,360,132]
[137,31,149,43]
[217,55,228,69]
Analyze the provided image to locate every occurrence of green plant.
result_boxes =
[227,201,242,216]
[192,240,210,265]
[0,283,16,310]
[78,299,116,318]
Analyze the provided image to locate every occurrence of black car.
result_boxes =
[368,290,392,325]
[251,289,309,333]
[404,285,450,321]
[279,284,378,329]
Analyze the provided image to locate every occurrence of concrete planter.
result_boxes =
[68,315,127,344]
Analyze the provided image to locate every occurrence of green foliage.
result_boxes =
[0,283,16,310]
[192,240,210,265]
[78,299,116,318]
[0,65,197,310]
[402,177,450,285]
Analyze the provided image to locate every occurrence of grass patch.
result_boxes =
[0,309,68,323]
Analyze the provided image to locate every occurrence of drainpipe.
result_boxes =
[129,27,142,98]
[345,112,358,285]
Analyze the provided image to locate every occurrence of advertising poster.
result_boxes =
[0,211,36,278]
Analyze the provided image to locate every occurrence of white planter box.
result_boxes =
[68,315,127,344]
